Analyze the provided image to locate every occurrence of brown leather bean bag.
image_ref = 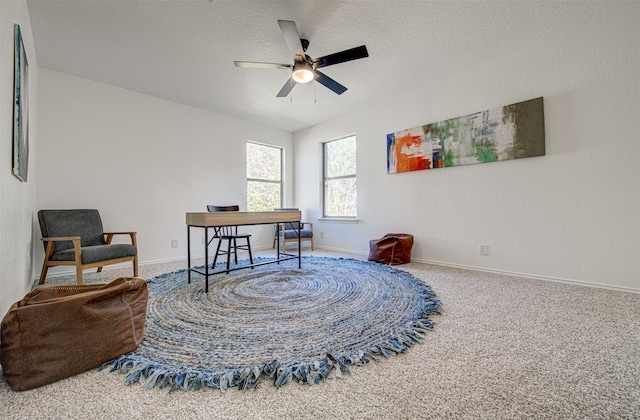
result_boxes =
[1,277,148,391]
[368,233,414,265]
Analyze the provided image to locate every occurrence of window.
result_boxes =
[323,135,356,217]
[247,142,282,211]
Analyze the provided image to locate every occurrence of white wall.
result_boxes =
[35,69,293,277]
[0,1,38,317]
[295,2,640,291]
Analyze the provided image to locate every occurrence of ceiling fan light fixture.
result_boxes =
[292,61,314,83]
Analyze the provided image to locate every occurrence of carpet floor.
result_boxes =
[1,249,638,419]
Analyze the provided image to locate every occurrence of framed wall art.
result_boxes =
[12,24,29,182]
[387,97,545,174]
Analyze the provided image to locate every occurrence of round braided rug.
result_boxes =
[104,256,440,392]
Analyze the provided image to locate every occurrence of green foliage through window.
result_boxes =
[324,136,356,217]
[247,142,282,211]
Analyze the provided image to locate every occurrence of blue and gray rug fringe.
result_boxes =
[99,257,441,392]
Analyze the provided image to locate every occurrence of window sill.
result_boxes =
[317,218,360,224]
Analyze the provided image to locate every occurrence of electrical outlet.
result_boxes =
[479,244,490,256]
[171,238,179,248]
[320,231,325,239]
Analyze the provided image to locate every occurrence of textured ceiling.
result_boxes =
[26,0,562,132]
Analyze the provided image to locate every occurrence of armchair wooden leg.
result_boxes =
[73,239,83,284]
[76,266,83,285]
[39,263,50,285]
[40,241,56,285]
[133,255,139,277]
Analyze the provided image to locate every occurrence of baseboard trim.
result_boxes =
[316,246,639,294]
[316,245,367,256]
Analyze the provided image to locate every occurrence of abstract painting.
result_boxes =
[13,24,29,182]
[387,97,545,174]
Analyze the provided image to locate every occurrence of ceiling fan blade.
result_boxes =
[314,70,347,95]
[234,61,292,69]
[312,45,369,69]
[277,20,305,58]
[276,76,297,97]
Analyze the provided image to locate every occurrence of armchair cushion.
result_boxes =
[38,209,106,253]
[282,229,314,239]
[50,243,136,264]
[281,221,301,230]
[279,221,314,238]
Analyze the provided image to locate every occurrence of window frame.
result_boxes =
[322,135,357,219]
[246,141,283,211]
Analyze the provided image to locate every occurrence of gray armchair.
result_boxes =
[272,208,314,252]
[38,209,138,285]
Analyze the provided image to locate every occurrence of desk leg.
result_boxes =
[298,223,301,268]
[276,222,281,264]
[205,227,209,293]
[187,225,191,284]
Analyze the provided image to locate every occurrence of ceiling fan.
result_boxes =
[234,20,369,98]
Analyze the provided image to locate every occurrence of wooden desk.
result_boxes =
[186,210,302,292]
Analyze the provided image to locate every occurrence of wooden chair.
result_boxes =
[38,209,138,285]
[272,208,314,252]
[207,205,253,273]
